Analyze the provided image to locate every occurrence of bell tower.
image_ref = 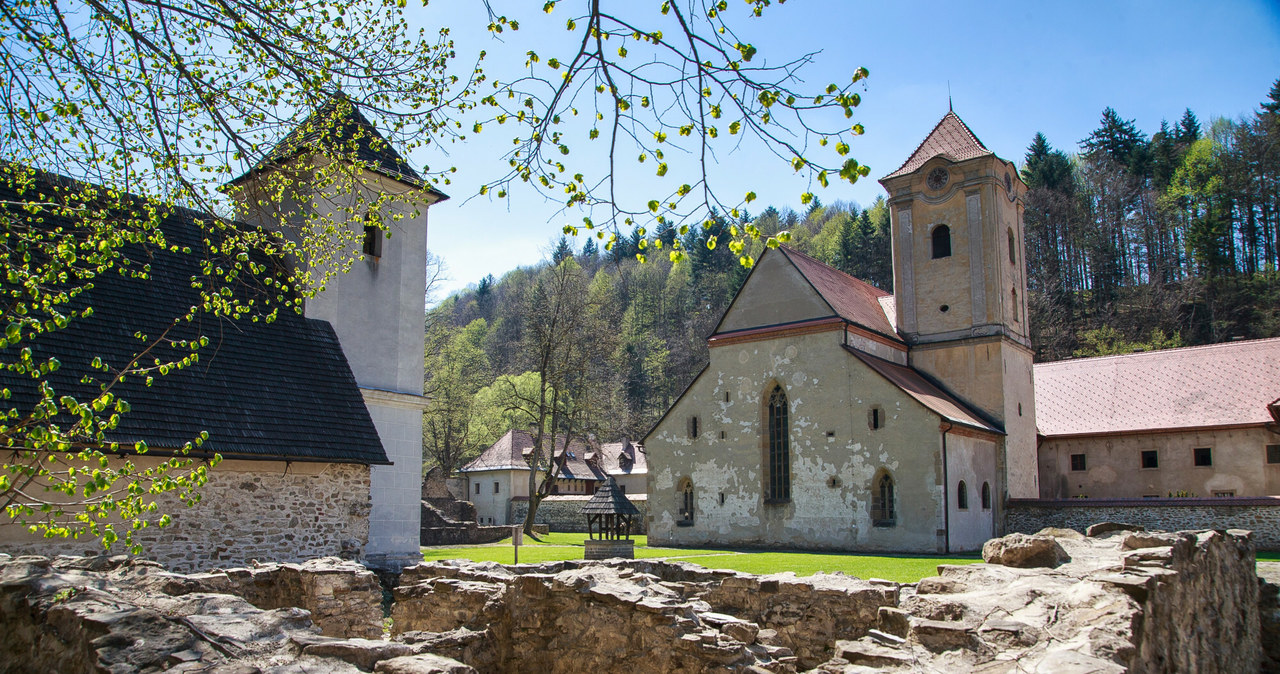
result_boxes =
[879,111,1037,498]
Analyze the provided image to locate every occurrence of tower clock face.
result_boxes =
[926,167,949,191]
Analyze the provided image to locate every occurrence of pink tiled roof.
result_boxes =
[882,111,992,179]
[780,246,902,342]
[845,347,999,434]
[1034,337,1280,437]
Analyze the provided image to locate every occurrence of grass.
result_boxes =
[421,533,981,583]
[1258,551,1280,562]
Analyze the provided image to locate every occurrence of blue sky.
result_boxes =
[409,1,1280,300]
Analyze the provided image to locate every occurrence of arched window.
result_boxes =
[1011,288,1019,322]
[766,384,791,502]
[872,471,895,527]
[957,480,969,510]
[931,225,952,259]
[677,478,694,525]
[981,482,992,510]
[1007,228,1017,265]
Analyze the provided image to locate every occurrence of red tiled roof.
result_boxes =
[882,111,992,180]
[780,246,902,342]
[1034,337,1280,437]
[845,347,1000,435]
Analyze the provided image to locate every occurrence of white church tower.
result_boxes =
[227,97,447,570]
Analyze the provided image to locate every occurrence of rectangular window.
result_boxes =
[1193,447,1213,467]
[1070,454,1086,471]
[1142,494,1160,499]
[1141,450,1159,469]
[474,482,480,495]
[362,224,383,257]
[1267,444,1280,464]
[493,481,500,494]
[1213,491,1236,498]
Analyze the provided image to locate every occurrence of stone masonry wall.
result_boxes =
[0,461,372,572]
[510,495,648,534]
[1007,497,1280,550]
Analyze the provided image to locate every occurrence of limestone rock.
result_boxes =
[375,654,477,674]
[1086,522,1145,537]
[1035,527,1085,540]
[982,533,1070,568]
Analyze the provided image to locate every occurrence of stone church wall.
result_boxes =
[1007,496,1280,549]
[647,328,948,553]
[0,459,372,572]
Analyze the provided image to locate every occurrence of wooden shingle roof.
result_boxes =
[580,477,641,515]
[2,170,389,464]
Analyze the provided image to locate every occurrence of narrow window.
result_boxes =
[931,225,952,259]
[981,482,991,510]
[1007,228,1016,265]
[362,224,383,258]
[1141,450,1159,469]
[724,391,730,403]
[1011,288,1019,322]
[620,485,626,494]
[688,416,700,439]
[872,472,896,527]
[868,406,884,430]
[957,481,969,510]
[678,478,695,525]
[1268,445,1280,464]
[1193,447,1213,467]
[474,482,480,495]
[766,385,791,502]
[1070,454,1087,471]
[493,481,500,494]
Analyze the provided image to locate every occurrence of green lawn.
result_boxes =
[421,533,980,583]
[1258,551,1280,562]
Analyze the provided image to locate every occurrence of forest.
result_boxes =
[422,79,1280,475]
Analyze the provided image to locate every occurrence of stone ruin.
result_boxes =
[1,527,1276,673]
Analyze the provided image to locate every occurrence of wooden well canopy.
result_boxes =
[581,477,640,540]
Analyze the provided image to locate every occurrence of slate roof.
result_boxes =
[226,96,447,200]
[459,430,606,481]
[1034,337,1280,437]
[882,111,993,179]
[581,477,641,515]
[2,170,389,464]
[777,246,902,342]
[845,347,1001,435]
[597,440,647,477]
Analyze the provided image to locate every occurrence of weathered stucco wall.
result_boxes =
[1007,497,1280,550]
[0,460,371,572]
[716,251,833,333]
[1039,427,1280,499]
[647,329,950,552]
[944,433,996,552]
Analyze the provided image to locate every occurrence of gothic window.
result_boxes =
[363,224,383,258]
[957,480,969,510]
[981,482,992,510]
[766,384,791,502]
[872,472,896,527]
[931,225,952,259]
[677,478,695,525]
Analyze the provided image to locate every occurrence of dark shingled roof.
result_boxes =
[226,96,447,200]
[2,170,389,464]
[580,477,641,515]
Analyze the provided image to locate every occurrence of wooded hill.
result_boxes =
[422,80,1280,474]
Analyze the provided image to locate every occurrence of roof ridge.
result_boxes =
[881,110,993,180]
[1035,336,1280,368]
[780,245,892,298]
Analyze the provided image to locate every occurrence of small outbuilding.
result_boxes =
[581,477,641,559]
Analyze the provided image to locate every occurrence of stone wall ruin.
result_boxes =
[0,527,1270,673]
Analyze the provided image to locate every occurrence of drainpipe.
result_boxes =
[940,422,952,555]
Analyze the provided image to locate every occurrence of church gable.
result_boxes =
[713,247,835,334]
